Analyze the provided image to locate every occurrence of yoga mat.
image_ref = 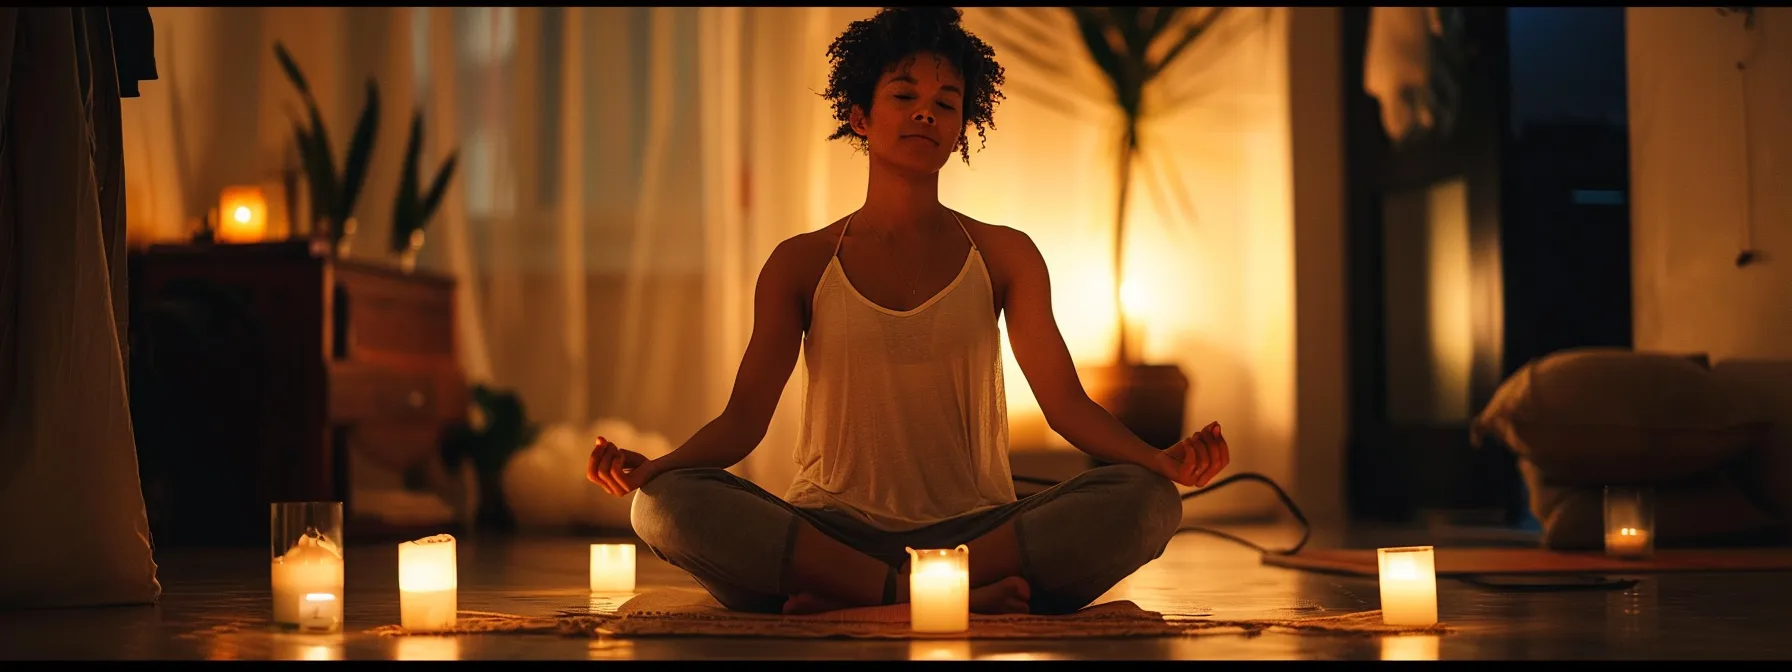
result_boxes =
[367,588,1451,639]
[1262,547,1792,577]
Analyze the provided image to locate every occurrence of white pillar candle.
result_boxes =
[1376,546,1438,627]
[906,545,970,634]
[271,531,344,632]
[589,544,637,593]
[398,534,458,632]
[1604,486,1655,559]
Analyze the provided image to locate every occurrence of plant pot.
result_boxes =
[397,229,425,274]
[1080,363,1191,452]
[333,217,358,259]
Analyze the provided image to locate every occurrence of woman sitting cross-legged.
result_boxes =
[585,6,1231,616]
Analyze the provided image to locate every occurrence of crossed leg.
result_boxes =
[628,465,1182,615]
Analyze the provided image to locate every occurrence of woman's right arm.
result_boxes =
[634,239,810,477]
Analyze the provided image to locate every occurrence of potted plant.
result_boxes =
[1063,7,1228,451]
[389,109,459,273]
[440,385,540,531]
[273,41,380,258]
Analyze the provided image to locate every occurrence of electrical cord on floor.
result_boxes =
[1015,471,1634,592]
[1012,471,1311,556]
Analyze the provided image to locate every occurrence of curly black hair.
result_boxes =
[821,7,1006,164]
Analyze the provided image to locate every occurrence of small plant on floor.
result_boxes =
[441,385,540,530]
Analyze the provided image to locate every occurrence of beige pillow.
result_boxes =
[1474,348,1769,485]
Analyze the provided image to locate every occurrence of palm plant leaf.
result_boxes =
[272,42,311,98]
[1149,7,1229,81]
[337,79,382,225]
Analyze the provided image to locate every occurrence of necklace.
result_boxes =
[867,210,948,297]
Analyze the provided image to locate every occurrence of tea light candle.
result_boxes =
[270,532,344,632]
[589,544,637,593]
[1376,546,1438,626]
[906,545,970,634]
[399,534,458,632]
[1604,486,1655,560]
[217,185,269,243]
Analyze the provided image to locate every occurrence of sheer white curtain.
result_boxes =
[405,7,879,497]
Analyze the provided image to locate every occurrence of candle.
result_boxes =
[218,185,269,243]
[1376,546,1438,626]
[1604,486,1655,560]
[270,529,344,632]
[399,534,458,632]
[906,545,970,634]
[589,543,637,593]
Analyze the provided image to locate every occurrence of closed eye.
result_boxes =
[937,102,956,111]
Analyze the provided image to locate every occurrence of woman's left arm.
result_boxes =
[999,229,1225,487]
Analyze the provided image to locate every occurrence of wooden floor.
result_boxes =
[2,524,1788,660]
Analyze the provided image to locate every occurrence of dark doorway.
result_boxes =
[1342,8,1634,525]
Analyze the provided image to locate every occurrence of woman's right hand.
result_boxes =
[587,436,654,496]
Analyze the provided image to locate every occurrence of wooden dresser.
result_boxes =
[129,241,467,545]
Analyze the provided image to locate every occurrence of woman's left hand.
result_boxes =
[1152,421,1230,487]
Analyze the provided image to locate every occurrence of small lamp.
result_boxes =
[217,185,269,243]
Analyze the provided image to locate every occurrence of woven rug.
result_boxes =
[1262,547,1792,577]
[368,588,1449,640]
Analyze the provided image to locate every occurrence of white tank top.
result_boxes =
[784,212,1016,532]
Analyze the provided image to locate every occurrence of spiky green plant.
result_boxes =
[390,109,459,256]
[273,41,380,251]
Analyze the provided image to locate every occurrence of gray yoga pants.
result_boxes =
[629,463,1184,615]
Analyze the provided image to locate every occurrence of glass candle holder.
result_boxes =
[907,545,971,634]
[589,543,637,593]
[270,502,344,633]
[399,534,459,632]
[1376,545,1439,627]
[1604,486,1655,559]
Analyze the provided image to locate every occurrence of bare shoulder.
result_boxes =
[762,217,848,300]
[953,212,1045,270]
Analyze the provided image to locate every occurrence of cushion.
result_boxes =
[1517,458,1786,550]
[1473,348,1769,485]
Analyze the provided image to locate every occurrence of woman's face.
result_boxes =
[851,52,966,175]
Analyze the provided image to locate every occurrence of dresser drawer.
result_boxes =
[334,263,456,364]
[329,361,463,424]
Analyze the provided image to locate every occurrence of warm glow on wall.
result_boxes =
[218,185,269,243]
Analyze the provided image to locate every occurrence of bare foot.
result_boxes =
[969,576,1031,615]
[782,592,851,615]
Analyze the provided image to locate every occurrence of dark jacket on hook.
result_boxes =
[109,6,155,98]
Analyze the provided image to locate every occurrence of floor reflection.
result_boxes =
[394,636,461,661]
[908,639,973,661]
[1380,635,1441,661]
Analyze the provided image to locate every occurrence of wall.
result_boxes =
[1628,7,1792,520]
[1288,7,1349,527]
[1629,7,1792,360]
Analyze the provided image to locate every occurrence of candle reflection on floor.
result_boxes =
[909,639,973,660]
[1380,635,1441,661]
[396,636,462,661]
